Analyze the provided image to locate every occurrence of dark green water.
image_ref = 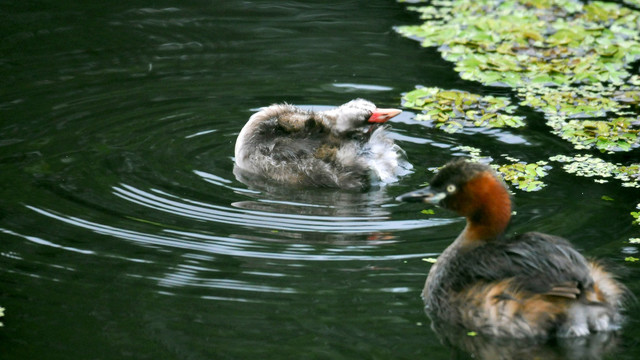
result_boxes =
[1,1,639,359]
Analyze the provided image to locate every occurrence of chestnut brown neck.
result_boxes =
[458,172,512,243]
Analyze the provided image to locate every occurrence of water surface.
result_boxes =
[1,1,639,359]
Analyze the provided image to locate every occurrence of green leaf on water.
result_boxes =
[402,86,525,133]
[397,0,640,152]
[495,161,549,192]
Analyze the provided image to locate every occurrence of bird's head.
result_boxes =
[322,99,402,135]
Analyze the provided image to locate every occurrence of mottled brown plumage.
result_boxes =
[397,159,628,338]
[234,99,411,190]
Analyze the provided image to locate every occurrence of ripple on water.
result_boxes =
[21,135,453,258]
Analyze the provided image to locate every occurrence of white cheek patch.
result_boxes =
[429,192,447,203]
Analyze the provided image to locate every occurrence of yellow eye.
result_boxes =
[446,184,456,193]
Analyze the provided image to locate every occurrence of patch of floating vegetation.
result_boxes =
[547,115,639,152]
[633,205,640,226]
[518,86,625,119]
[549,154,640,187]
[397,0,640,250]
[494,159,549,192]
[402,86,525,133]
[448,146,550,191]
[519,85,640,151]
[624,0,640,9]
[396,0,640,88]
[396,0,640,153]
[453,145,491,162]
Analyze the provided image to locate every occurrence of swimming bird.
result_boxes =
[234,99,411,190]
[396,159,627,338]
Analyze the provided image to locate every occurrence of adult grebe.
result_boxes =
[397,159,627,338]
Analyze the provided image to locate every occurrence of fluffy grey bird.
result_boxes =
[234,99,411,190]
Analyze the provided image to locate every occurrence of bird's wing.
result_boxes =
[447,232,593,297]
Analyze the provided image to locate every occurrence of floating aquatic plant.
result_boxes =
[396,0,640,88]
[397,0,640,153]
[402,87,525,133]
[494,161,549,192]
[453,145,493,164]
[549,154,640,187]
[518,86,640,151]
[442,146,549,191]
[397,0,640,254]
[523,86,640,153]
[551,116,638,152]
[518,87,625,119]
[624,0,640,8]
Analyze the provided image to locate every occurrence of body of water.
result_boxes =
[1,1,639,359]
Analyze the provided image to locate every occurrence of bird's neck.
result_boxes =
[459,172,512,244]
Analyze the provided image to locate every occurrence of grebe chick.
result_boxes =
[396,159,627,338]
[234,99,411,190]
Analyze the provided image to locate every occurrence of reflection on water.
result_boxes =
[432,321,621,360]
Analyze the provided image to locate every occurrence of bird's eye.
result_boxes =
[446,184,456,193]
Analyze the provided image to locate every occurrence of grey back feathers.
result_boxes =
[234,99,411,190]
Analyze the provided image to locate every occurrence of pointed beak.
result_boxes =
[368,108,402,123]
[395,187,446,205]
